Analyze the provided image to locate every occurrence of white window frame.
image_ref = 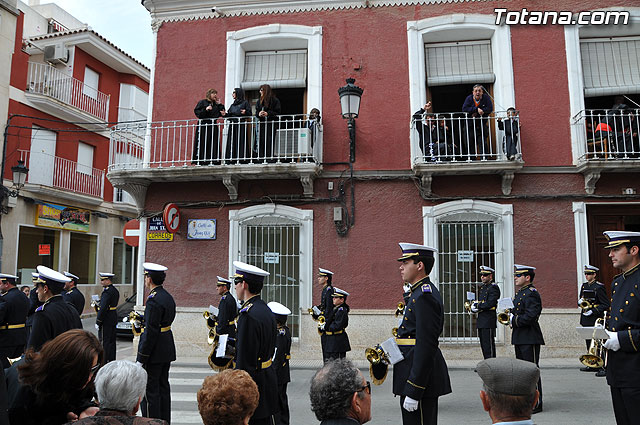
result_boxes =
[67,230,100,285]
[225,24,323,114]
[423,200,514,342]
[118,83,149,122]
[228,204,313,312]
[111,236,136,285]
[407,14,515,165]
[564,8,640,164]
[14,224,62,280]
[82,66,99,100]
[77,142,94,175]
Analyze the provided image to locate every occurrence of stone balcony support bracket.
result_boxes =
[583,170,601,195]
[500,171,515,196]
[223,176,239,200]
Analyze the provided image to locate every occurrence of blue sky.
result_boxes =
[52,0,153,67]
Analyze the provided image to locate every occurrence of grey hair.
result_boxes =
[483,383,536,418]
[95,360,148,413]
[309,358,363,421]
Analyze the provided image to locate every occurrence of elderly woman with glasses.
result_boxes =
[6,329,103,425]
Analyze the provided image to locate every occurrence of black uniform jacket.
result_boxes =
[27,295,82,351]
[579,280,609,326]
[96,285,119,328]
[215,291,238,338]
[194,99,225,120]
[511,284,545,345]
[26,290,41,328]
[606,263,640,388]
[316,284,334,320]
[325,304,351,353]
[63,287,85,316]
[393,277,452,400]
[0,287,29,348]
[274,324,291,386]
[137,286,176,365]
[235,295,278,420]
[477,282,500,329]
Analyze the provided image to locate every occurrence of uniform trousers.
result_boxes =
[515,344,542,403]
[611,386,640,425]
[99,324,116,362]
[142,362,171,423]
[400,396,438,425]
[478,328,496,359]
[325,352,346,361]
[249,415,274,425]
[275,383,289,425]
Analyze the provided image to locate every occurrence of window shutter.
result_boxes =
[242,50,307,90]
[581,37,640,97]
[425,41,495,86]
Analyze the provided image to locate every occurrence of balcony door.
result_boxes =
[29,126,56,186]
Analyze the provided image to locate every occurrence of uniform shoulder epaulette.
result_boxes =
[422,283,432,293]
[338,306,344,312]
[614,271,623,279]
[597,282,605,286]
[491,282,497,285]
[35,305,44,312]
[240,303,253,314]
[221,295,226,300]
[147,292,156,300]
[529,287,537,292]
[278,328,286,335]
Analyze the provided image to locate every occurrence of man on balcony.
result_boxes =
[462,85,493,159]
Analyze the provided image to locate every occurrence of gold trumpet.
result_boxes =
[317,315,325,335]
[365,345,390,385]
[497,309,511,326]
[391,327,399,337]
[579,317,606,369]
[308,307,320,321]
[128,311,144,337]
[579,298,595,311]
[394,302,405,317]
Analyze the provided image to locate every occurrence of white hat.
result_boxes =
[0,273,18,283]
[603,231,640,248]
[143,262,168,272]
[479,266,495,274]
[216,276,231,285]
[99,272,115,279]
[584,264,599,273]
[38,265,71,284]
[318,268,334,276]
[63,271,79,280]
[332,287,350,297]
[398,242,438,261]
[514,264,536,274]
[233,261,269,284]
[268,301,291,316]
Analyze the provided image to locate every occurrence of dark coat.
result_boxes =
[96,285,119,328]
[62,287,85,316]
[325,304,351,354]
[6,358,95,425]
[215,291,238,339]
[579,280,609,326]
[318,285,334,319]
[393,277,452,400]
[136,286,176,365]
[319,419,361,425]
[0,287,29,350]
[27,295,82,351]
[606,263,640,388]
[194,99,224,120]
[274,324,291,385]
[255,97,281,121]
[26,289,41,328]
[235,295,278,420]
[511,284,545,346]
[476,283,500,329]
[462,93,493,118]
[63,409,168,424]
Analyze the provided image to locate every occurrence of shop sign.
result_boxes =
[147,217,173,242]
[187,219,216,240]
[35,203,91,232]
[457,250,474,262]
[38,244,50,256]
[264,252,280,264]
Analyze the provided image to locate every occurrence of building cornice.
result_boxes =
[143,0,483,23]
[0,0,19,16]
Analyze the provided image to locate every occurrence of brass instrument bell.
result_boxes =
[128,311,144,337]
[579,298,595,311]
[395,302,405,317]
[364,345,389,385]
[497,309,511,326]
[317,315,325,335]
[579,317,606,369]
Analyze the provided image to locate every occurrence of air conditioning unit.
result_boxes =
[44,43,68,64]
[275,128,311,157]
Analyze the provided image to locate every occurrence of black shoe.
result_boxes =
[532,403,543,414]
[580,366,597,372]
[595,369,606,377]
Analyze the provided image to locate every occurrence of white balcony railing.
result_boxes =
[109,114,322,170]
[412,112,522,164]
[575,109,640,160]
[26,62,110,121]
[18,150,105,198]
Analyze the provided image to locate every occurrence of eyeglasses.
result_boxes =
[358,381,371,395]
[90,363,100,374]
[514,273,524,278]
[234,277,243,285]
[585,272,596,275]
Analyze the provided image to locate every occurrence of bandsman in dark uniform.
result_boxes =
[579,264,609,375]
[96,272,119,362]
[322,288,351,360]
[510,264,544,414]
[314,268,334,363]
[0,274,29,368]
[27,265,82,351]
[25,272,42,342]
[209,276,238,339]
[602,231,640,425]
[470,265,500,359]
[268,301,292,425]
[394,243,451,425]
[137,262,176,423]
[233,260,278,425]
[62,271,85,316]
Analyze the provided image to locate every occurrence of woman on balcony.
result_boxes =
[193,89,225,165]
[255,84,281,162]
[225,87,252,164]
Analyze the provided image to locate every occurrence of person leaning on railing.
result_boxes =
[193,88,225,165]
[255,84,281,162]
[225,87,252,163]
[412,101,453,161]
[462,84,493,158]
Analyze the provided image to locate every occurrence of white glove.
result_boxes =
[470,303,479,313]
[582,310,593,316]
[319,323,325,331]
[604,330,621,351]
[509,313,514,324]
[136,361,143,367]
[94,324,99,330]
[403,397,419,412]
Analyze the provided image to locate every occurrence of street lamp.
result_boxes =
[1,160,28,205]
[338,78,363,163]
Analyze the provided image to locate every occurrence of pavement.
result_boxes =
[82,318,615,425]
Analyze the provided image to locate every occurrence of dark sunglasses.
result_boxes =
[234,277,243,285]
[585,272,596,275]
[358,381,371,394]
[514,273,525,278]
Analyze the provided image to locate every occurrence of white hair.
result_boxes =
[95,360,148,413]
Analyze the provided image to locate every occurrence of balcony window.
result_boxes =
[77,142,94,175]
[118,83,148,122]
[83,66,99,100]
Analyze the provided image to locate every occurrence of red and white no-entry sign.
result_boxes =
[163,203,180,233]
[123,219,141,247]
